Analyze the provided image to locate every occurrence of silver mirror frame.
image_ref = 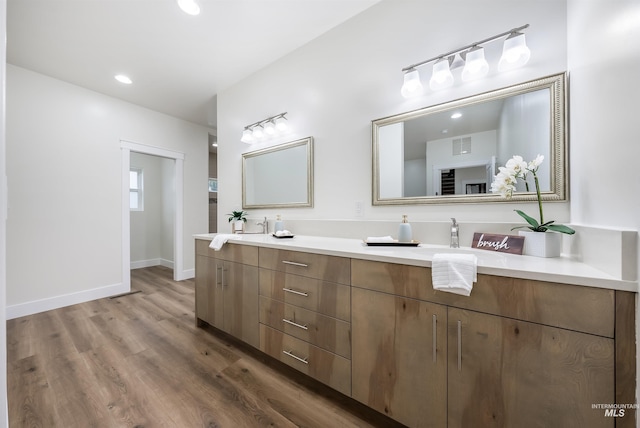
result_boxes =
[372,73,567,205]
[242,137,314,209]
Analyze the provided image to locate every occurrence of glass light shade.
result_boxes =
[264,120,276,135]
[429,59,454,90]
[498,32,531,71]
[241,129,254,144]
[461,46,489,81]
[177,0,200,15]
[275,116,288,132]
[400,69,423,98]
[252,125,264,139]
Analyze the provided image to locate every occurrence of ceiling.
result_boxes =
[7,0,380,128]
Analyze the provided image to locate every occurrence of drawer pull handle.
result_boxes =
[432,314,437,363]
[282,318,308,330]
[282,288,309,297]
[283,350,309,364]
[282,260,308,268]
[457,320,462,372]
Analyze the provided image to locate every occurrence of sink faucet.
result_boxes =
[257,217,268,234]
[450,218,460,248]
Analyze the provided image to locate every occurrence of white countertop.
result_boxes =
[194,233,638,292]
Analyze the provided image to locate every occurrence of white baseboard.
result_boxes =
[6,281,129,320]
[131,258,174,270]
[177,268,195,281]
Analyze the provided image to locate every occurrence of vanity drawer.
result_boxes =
[259,296,351,359]
[196,239,259,266]
[259,248,350,285]
[259,269,351,321]
[351,259,615,337]
[259,324,351,396]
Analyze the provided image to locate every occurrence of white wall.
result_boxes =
[217,0,569,230]
[567,0,640,231]
[498,89,551,191]
[1,0,9,424]
[567,0,640,408]
[427,130,497,196]
[130,152,175,269]
[6,65,209,318]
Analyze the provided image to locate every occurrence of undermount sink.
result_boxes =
[414,245,510,265]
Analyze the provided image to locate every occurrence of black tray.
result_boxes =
[273,234,295,239]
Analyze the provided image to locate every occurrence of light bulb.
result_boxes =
[498,32,531,71]
[429,59,454,90]
[461,46,489,81]
[400,69,423,98]
[241,128,254,144]
[252,125,264,140]
[264,120,276,135]
[275,116,288,132]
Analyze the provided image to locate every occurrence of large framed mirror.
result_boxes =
[372,73,567,205]
[243,137,314,209]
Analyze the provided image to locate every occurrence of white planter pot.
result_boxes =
[232,220,244,233]
[518,230,562,258]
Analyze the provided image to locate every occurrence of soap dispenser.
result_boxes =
[274,215,284,233]
[398,215,412,242]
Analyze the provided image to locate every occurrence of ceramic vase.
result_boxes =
[518,230,562,258]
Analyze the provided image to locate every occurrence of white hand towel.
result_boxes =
[431,253,478,296]
[366,236,395,243]
[209,234,242,251]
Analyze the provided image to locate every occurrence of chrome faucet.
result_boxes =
[257,216,268,234]
[450,218,460,248]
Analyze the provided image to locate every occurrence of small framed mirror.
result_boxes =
[372,73,567,205]
[243,137,314,209]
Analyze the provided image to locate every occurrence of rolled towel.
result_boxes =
[366,236,395,243]
[209,234,242,251]
[431,253,477,296]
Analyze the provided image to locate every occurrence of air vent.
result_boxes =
[452,137,471,155]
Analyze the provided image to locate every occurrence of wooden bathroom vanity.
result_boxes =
[194,234,636,428]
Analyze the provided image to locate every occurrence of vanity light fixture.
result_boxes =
[401,68,423,97]
[240,112,289,144]
[400,24,530,98]
[429,58,454,90]
[498,31,531,71]
[461,45,489,81]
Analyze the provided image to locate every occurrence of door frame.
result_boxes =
[120,140,185,288]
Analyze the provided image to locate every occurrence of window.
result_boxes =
[130,168,144,211]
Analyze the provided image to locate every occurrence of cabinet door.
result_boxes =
[448,308,615,428]
[223,261,259,348]
[352,287,447,428]
[195,255,217,326]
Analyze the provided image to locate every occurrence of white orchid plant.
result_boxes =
[491,155,575,235]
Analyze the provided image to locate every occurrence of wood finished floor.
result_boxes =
[7,266,402,428]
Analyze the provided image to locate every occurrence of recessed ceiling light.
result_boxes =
[442,129,449,134]
[451,112,462,119]
[177,0,200,15]
[114,74,132,84]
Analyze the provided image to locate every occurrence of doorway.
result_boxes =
[120,140,185,290]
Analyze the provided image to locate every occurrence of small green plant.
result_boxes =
[227,210,248,223]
